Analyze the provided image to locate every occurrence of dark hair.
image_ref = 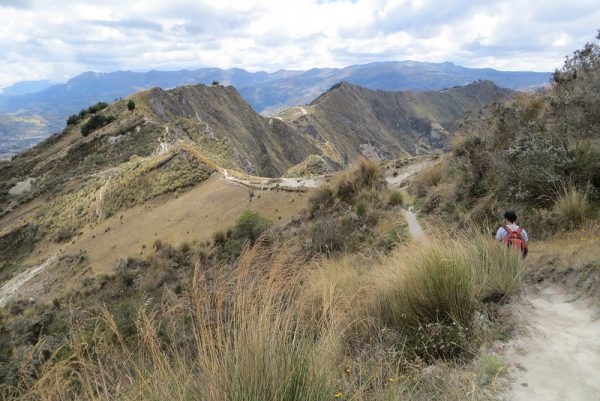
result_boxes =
[504,210,517,223]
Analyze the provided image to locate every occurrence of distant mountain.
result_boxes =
[241,61,548,114]
[0,80,53,97]
[0,62,548,155]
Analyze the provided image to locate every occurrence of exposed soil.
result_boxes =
[502,286,600,401]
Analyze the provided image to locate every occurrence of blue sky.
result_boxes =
[0,0,598,88]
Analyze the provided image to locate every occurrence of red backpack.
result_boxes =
[503,226,528,258]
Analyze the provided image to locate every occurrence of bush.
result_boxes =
[87,102,108,114]
[388,190,404,206]
[232,210,273,244]
[127,99,136,111]
[81,114,116,136]
[66,114,79,126]
[334,158,385,204]
[311,216,352,254]
[212,80,219,86]
[553,185,592,229]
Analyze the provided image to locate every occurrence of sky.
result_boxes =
[0,0,598,89]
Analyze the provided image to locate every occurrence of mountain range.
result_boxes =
[0,61,548,158]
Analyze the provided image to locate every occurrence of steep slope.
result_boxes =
[278,80,513,163]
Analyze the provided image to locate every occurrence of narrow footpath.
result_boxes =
[502,287,600,401]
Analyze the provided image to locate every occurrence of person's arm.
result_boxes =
[522,229,529,243]
[495,227,505,241]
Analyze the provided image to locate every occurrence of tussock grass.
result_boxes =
[388,190,404,206]
[553,184,592,229]
[23,245,339,401]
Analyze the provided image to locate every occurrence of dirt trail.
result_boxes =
[401,209,427,241]
[222,169,324,191]
[95,176,111,220]
[386,157,434,188]
[503,286,600,401]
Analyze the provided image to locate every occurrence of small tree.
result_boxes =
[212,80,219,86]
[127,99,136,111]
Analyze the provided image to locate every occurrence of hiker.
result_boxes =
[495,211,528,258]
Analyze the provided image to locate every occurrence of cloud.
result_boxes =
[0,0,598,88]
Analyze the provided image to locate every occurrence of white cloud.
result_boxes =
[0,0,598,88]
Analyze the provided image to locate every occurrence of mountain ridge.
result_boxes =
[0,61,548,158]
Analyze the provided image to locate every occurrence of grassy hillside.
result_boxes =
[409,34,600,237]
[0,38,595,400]
[278,80,513,163]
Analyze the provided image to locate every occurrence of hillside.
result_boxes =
[278,80,513,161]
[0,34,598,401]
[0,61,548,153]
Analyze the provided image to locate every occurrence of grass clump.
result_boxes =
[388,190,404,206]
[374,233,525,360]
[553,184,592,229]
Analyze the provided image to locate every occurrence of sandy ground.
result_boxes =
[502,286,600,401]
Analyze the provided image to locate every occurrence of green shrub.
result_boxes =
[478,354,505,385]
[127,99,136,111]
[388,190,404,206]
[87,102,108,114]
[81,114,116,136]
[469,234,525,303]
[376,234,525,336]
[553,185,592,229]
[334,158,384,204]
[232,210,273,244]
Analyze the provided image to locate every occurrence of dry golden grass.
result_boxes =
[13,229,525,401]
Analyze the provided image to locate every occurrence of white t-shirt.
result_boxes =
[496,224,528,243]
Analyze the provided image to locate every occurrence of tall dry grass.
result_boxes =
[16,230,524,401]
[553,184,592,229]
[21,244,340,401]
